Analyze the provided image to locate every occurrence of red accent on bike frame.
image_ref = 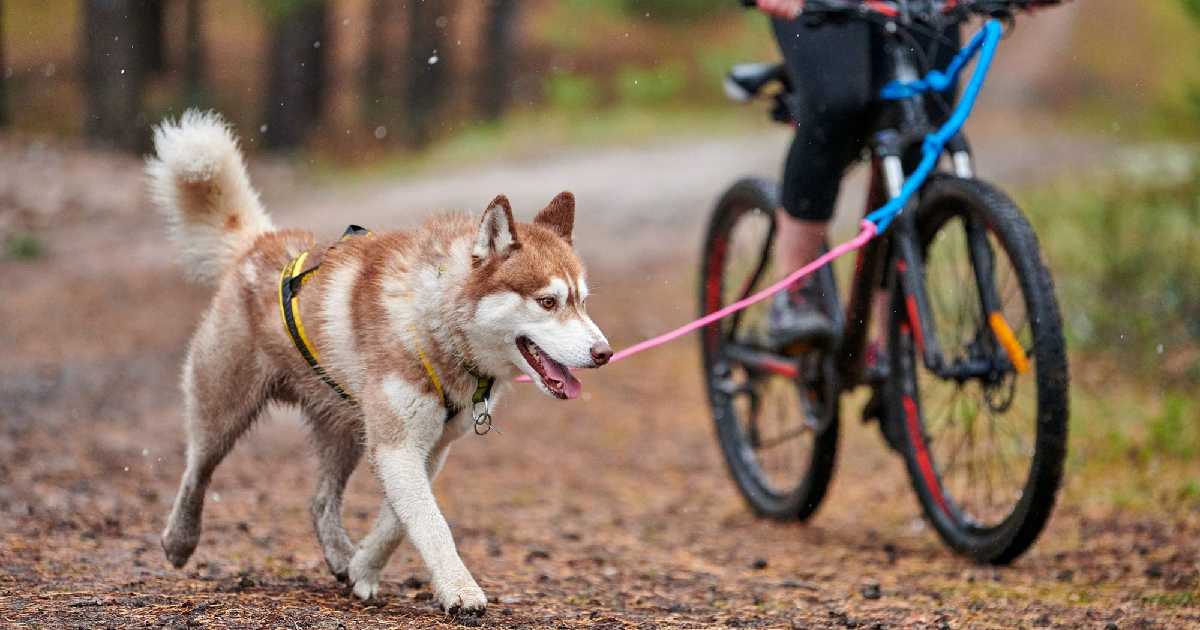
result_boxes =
[861,1,966,19]
[903,394,950,515]
[864,1,900,17]
[905,295,926,355]
[896,259,926,354]
[757,356,800,379]
[704,236,727,348]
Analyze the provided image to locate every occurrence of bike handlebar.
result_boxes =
[740,0,1063,23]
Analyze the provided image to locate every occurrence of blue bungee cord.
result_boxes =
[865,19,1004,233]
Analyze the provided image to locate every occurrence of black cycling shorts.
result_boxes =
[772,17,960,221]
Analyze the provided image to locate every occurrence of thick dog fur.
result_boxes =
[148,110,610,614]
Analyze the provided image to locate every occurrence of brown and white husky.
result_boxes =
[147,110,610,615]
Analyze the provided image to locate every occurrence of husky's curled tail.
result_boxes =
[146,110,274,284]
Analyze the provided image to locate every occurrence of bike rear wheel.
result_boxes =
[889,175,1068,563]
[700,178,840,521]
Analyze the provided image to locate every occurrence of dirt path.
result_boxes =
[2,114,1196,628]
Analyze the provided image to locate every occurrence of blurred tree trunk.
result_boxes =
[263,0,328,149]
[183,0,206,106]
[83,0,147,151]
[477,0,520,122]
[0,0,8,127]
[361,0,391,125]
[403,0,450,147]
[140,0,166,75]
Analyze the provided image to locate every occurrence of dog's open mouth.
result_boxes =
[517,336,581,400]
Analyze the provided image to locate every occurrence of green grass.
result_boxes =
[1143,591,1200,608]
[1018,152,1200,514]
[615,63,687,107]
[1020,152,1200,389]
[4,233,45,261]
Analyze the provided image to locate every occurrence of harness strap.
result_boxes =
[279,250,357,404]
[416,346,451,410]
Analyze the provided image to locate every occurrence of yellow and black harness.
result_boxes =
[278,225,496,431]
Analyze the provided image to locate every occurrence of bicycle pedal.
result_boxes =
[862,391,904,453]
[860,393,883,424]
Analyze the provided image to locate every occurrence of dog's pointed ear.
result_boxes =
[533,191,575,245]
[473,194,521,265]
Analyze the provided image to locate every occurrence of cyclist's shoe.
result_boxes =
[860,342,903,453]
[767,283,835,352]
[863,389,904,453]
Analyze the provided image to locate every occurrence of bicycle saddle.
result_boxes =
[723,62,789,102]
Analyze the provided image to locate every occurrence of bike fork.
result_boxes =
[881,155,947,375]
[882,140,1006,380]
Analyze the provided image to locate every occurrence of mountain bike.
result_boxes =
[700,0,1069,563]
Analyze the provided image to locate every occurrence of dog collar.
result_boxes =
[416,348,496,433]
[467,368,496,435]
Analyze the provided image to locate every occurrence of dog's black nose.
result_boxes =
[591,341,613,366]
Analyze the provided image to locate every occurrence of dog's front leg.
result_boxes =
[374,443,486,614]
[359,378,484,613]
[348,443,451,601]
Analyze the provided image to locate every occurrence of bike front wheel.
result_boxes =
[699,178,840,521]
[889,175,1069,564]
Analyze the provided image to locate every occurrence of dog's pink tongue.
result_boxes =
[542,358,582,399]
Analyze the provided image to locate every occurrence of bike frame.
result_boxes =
[839,20,1006,390]
[726,15,1012,396]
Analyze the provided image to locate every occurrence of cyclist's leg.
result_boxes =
[768,18,873,347]
[772,16,873,274]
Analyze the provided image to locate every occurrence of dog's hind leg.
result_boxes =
[348,443,452,601]
[162,336,266,569]
[308,413,364,582]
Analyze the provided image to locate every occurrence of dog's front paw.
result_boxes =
[348,553,382,601]
[352,575,381,601]
[436,579,487,616]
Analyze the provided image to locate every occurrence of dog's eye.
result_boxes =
[537,296,557,311]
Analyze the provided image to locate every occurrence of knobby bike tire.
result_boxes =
[888,174,1069,564]
[699,177,840,521]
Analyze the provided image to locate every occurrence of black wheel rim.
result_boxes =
[702,201,830,502]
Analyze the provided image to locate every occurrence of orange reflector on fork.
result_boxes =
[988,312,1030,375]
